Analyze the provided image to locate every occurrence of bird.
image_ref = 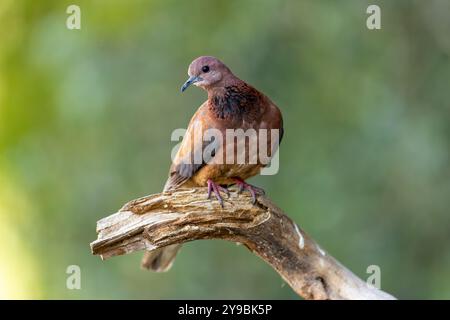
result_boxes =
[141,56,284,272]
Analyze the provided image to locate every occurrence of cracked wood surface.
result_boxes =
[90,188,396,300]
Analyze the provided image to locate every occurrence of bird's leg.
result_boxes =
[207,179,229,207]
[233,178,265,204]
[219,185,230,197]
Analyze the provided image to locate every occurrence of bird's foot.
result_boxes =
[233,178,265,204]
[207,179,229,207]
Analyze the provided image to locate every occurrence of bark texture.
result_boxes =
[91,188,396,300]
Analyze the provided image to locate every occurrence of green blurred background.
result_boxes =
[1,0,449,299]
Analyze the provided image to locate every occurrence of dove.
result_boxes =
[142,56,283,272]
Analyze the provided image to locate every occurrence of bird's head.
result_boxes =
[181,56,232,92]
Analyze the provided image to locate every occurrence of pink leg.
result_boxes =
[233,178,265,204]
[207,179,229,207]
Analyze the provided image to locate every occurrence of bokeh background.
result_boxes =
[1,0,449,299]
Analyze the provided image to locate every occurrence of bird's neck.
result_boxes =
[206,80,262,121]
[206,76,242,98]
[207,86,229,100]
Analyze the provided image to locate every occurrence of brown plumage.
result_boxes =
[142,56,284,272]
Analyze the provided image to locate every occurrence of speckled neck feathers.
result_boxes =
[207,81,263,121]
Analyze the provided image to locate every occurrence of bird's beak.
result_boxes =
[181,75,202,92]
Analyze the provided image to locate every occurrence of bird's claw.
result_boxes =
[207,179,229,207]
[207,178,264,206]
[233,178,265,204]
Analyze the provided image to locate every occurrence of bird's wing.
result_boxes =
[164,103,216,191]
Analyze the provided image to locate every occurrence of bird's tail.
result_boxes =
[141,244,181,272]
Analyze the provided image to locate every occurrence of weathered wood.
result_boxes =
[91,188,396,300]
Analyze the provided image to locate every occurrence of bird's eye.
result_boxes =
[202,65,210,73]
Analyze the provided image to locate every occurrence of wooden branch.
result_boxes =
[90,188,396,300]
